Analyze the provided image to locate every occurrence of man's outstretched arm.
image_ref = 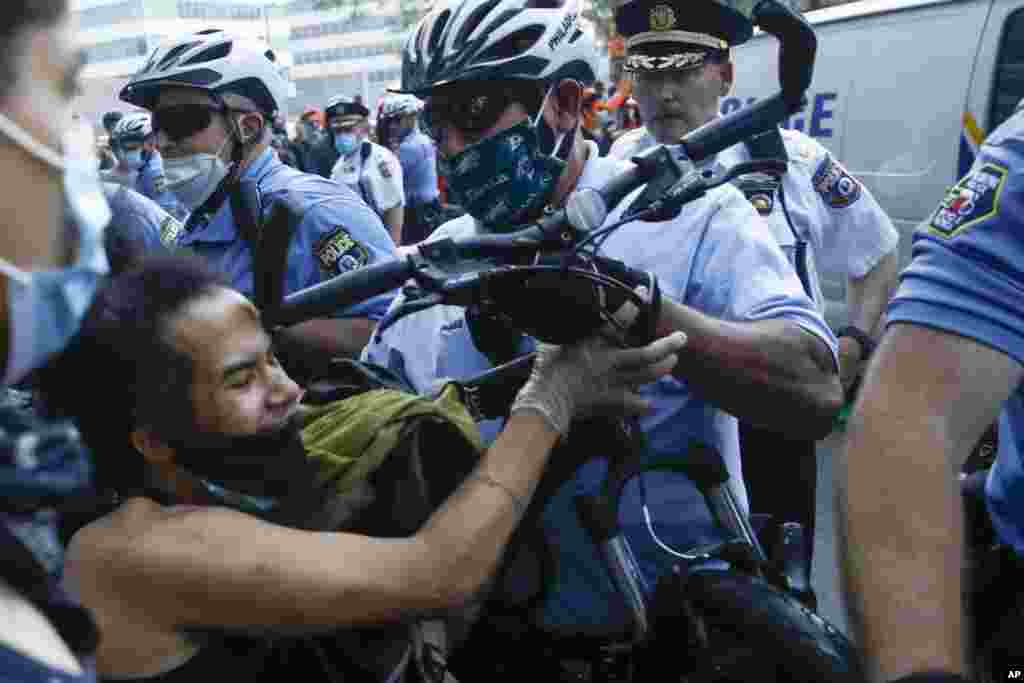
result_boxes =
[838,322,1021,682]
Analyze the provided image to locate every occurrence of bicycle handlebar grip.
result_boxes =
[267,258,413,328]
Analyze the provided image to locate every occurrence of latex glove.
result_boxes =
[511,328,686,438]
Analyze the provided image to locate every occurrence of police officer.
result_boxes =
[379,94,443,245]
[365,0,841,672]
[325,94,405,245]
[839,100,1024,683]
[120,29,398,360]
[0,1,113,679]
[609,0,900,568]
[103,112,188,221]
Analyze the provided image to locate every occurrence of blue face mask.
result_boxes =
[119,149,144,171]
[441,119,566,232]
[334,132,358,156]
[0,113,111,386]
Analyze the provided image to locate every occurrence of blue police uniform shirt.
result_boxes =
[886,107,1024,556]
[104,183,177,256]
[176,148,398,320]
[364,141,837,632]
[397,128,440,205]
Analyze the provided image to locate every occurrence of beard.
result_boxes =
[165,416,329,529]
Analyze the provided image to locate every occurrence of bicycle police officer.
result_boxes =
[365,0,841,674]
[120,30,399,360]
[379,94,443,245]
[609,0,900,569]
[325,94,405,246]
[103,112,188,221]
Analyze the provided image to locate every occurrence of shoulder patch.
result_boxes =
[314,226,370,275]
[812,154,862,209]
[928,162,1008,238]
[159,215,184,246]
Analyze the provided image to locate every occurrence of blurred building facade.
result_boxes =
[73,0,858,128]
[72,0,408,127]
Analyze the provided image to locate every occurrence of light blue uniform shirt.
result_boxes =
[176,148,398,320]
[398,129,440,205]
[364,141,837,633]
[886,107,1024,556]
[612,126,899,313]
[103,182,177,256]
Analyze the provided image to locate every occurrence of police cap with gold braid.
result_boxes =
[615,0,753,73]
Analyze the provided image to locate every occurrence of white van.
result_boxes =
[726,0,1024,321]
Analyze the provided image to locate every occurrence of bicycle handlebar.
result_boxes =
[264,0,814,337]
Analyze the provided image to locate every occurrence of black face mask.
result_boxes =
[165,416,327,528]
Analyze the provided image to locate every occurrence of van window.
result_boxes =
[990,7,1024,129]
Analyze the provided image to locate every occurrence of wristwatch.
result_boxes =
[837,326,877,358]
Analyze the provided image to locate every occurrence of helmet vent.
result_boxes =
[475,24,545,63]
[428,9,452,54]
[455,0,502,45]
[156,41,202,71]
[568,28,583,43]
[181,42,233,66]
[264,50,277,63]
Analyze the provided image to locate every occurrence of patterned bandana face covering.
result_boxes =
[441,119,566,232]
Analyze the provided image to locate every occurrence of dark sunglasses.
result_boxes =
[152,103,227,142]
[421,81,547,144]
[153,103,262,143]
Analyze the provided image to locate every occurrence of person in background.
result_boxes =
[298,106,338,178]
[379,94,442,245]
[326,94,404,245]
[102,112,188,221]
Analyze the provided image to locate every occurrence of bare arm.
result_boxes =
[382,206,404,246]
[656,298,841,439]
[847,250,899,338]
[838,322,1022,681]
[67,412,559,634]
[279,317,376,360]
[839,249,899,392]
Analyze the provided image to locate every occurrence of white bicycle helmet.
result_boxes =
[121,29,289,116]
[402,0,598,94]
[378,93,424,119]
[110,112,152,145]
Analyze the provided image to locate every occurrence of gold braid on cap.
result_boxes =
[626,30,728,51]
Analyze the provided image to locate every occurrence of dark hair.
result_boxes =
[40,255,227,494]
[0,1,67,98]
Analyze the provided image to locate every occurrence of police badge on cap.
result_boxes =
[615,0,752,72]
